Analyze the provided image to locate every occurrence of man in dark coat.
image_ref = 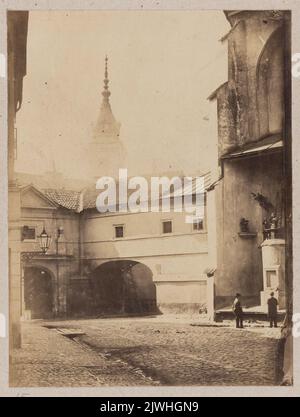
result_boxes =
[232,293,244,328]
[267,292,278,328]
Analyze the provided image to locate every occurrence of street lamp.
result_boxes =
[37,227,52,254]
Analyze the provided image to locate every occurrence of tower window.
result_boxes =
[162,220,172,234]
[114,225,124,238]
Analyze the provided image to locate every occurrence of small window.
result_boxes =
[22,226,36,240]
[193,218,204,231]
[114,225,124,238]
[162,220,172,234]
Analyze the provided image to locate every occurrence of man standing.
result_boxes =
[232,293,244,328]
[267,292,278,328]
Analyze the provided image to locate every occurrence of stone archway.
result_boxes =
[90,260,158,316]
[24,266,54,319]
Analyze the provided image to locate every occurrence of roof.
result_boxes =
[219,19,243,42]
[221,134,283,160]
[207,82,228,101]
[82,188,99,210]
[43,189,83,212]
[94,56,120,142]
[163,172,211,199]
[23,172,212,213]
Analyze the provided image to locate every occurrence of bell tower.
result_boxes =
[94,56,121,142]
[90,56,126,179]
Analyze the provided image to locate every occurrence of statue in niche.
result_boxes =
[240,218,249,233]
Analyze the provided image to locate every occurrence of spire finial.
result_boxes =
[102,55,111,101]
[95,55,121,142]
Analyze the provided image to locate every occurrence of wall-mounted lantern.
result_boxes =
[37,227,52,254]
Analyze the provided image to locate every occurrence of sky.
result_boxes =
[15,10,230,180]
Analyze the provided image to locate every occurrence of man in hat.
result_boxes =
[267,292,278,328]
[232,293,244,328]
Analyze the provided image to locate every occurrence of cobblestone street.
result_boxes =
[10,317,282,387]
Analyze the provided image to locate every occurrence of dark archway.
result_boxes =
[24,266,53,319]
[90,260,158,316]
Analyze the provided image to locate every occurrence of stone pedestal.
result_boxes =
[260,239,285,309]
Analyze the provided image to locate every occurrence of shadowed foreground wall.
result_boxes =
[214,151,283,308]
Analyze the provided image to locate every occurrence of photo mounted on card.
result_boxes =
[1,0,299,398]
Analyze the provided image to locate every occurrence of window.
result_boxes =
[193,218,204,231]
[22,225,36,240]
[162,220,172,234]
[114,225,124,238]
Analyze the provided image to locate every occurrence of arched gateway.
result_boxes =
[90,260,158,315]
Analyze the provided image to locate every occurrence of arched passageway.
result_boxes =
[24,266,53,319]
[90,260,158,315]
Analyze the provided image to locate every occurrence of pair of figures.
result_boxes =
[232,292,278,328]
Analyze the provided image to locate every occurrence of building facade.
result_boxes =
[208,10,291,309]
[19,180,212,319]
[18,57,213,319]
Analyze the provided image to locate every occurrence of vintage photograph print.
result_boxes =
[6,8,293,388]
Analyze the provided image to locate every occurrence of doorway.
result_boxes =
[24,267,53,319]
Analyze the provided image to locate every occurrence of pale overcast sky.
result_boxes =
[15,10,230,180]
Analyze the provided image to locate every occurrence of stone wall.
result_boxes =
[217,11,285,158]
[82,208,210,313]
[214,151,284,308]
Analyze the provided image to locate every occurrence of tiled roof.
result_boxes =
[42,172,212,212]
[43,189,83,212]
[83,172,212,210]
[82,188,99,210]
[165,172,211,198]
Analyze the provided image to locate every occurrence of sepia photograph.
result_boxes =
[1,1,298,396]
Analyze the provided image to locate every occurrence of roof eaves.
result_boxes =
[221,139,283,160]
[207,81,228,101]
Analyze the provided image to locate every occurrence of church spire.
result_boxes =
[93,56,121,143]
[102,55,111,103]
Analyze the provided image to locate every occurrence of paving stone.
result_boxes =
[10,317,281,386]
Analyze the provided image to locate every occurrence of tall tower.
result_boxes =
[90,56,126,179]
